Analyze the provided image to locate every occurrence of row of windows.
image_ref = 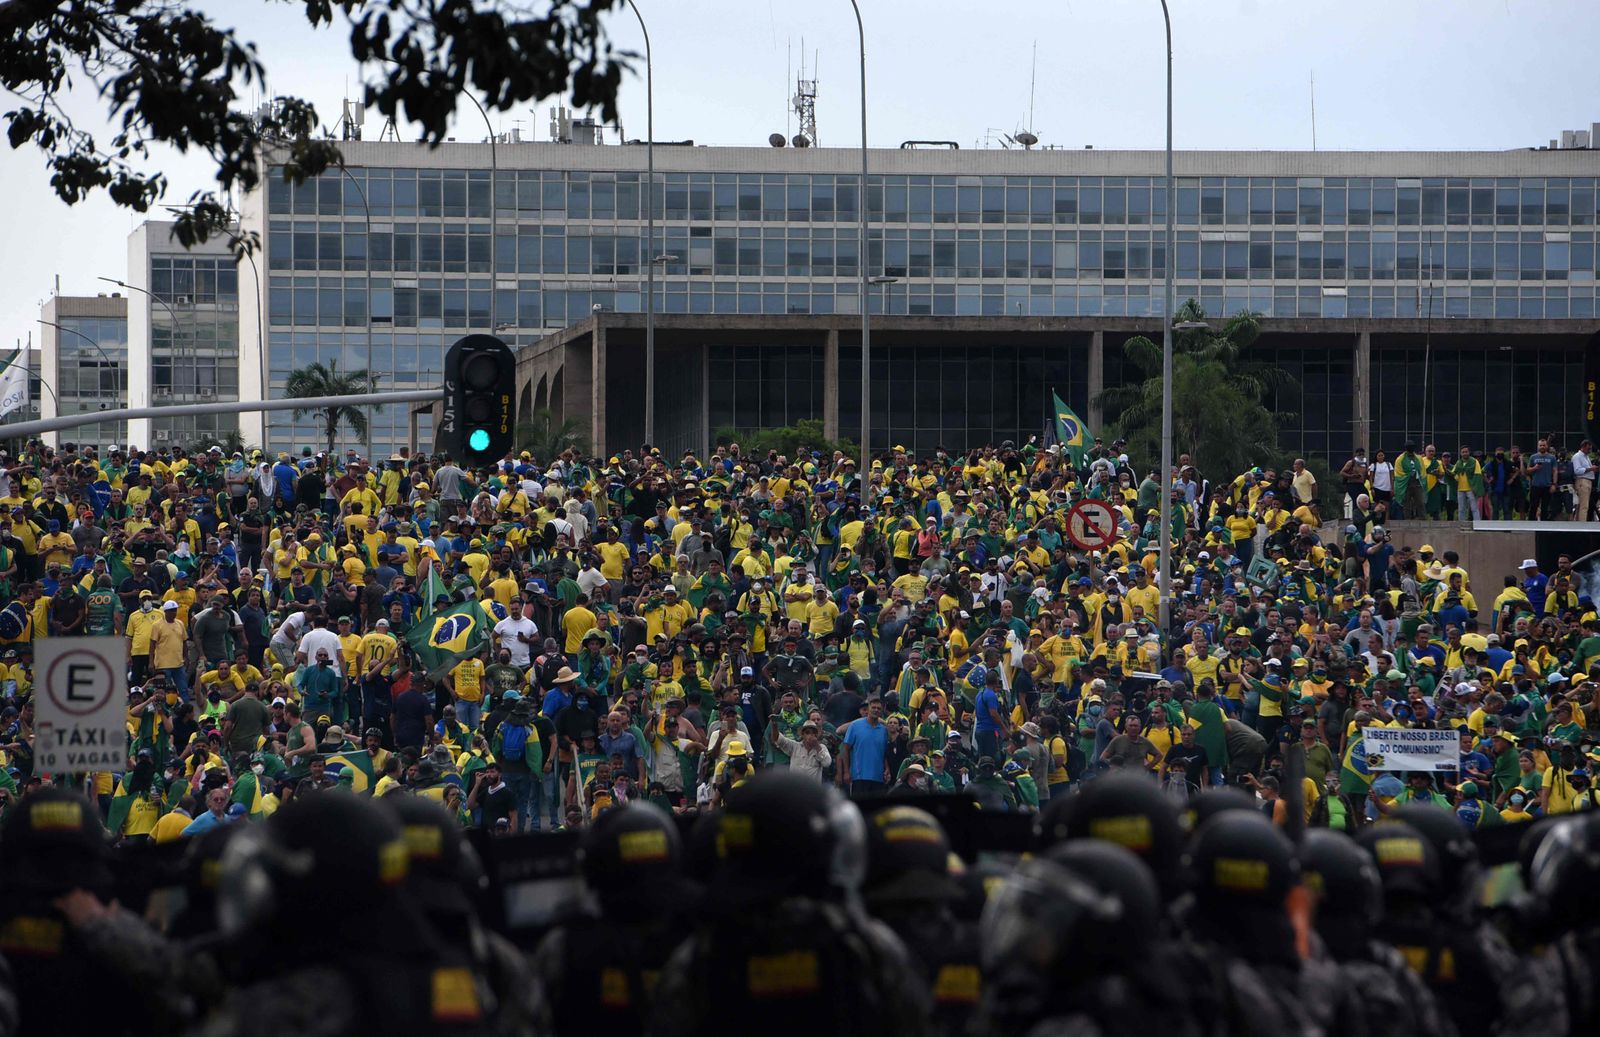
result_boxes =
[149,257,239,305]
[268,168,1600,229]
[266,276,1600,329]
[266,221,1600,283]
[57,318,129,401]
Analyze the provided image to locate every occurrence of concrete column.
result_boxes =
[1353,331,1371,453]
[591,322,607,459]
[701,346,711,459]
[823,329,840,441]
[1087,330,1105,429]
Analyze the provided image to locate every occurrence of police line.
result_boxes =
[101,792,1533,946]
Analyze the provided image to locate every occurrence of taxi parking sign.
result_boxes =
[33,638,128,775]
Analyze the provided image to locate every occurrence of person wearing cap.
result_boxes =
[148,597,190,701]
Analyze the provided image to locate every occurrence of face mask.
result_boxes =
[1088,704,1103,717]
[252,764,265,776]
[140,601,153,612]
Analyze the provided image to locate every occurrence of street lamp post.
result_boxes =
[1157,0,1176,634]
[99,275,180,421]
[868,275,897,316]
[849,0,871,488]
[37,319,121,370]
[625,0,658,447]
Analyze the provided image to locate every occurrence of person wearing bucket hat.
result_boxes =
[531,803,700,1033]
[650,770,927,1037]
[859,806,979,1037]
[0,789,194,1036]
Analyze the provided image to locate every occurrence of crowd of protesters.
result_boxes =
[0,430,1592,842]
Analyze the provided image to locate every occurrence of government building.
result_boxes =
[54,133,1598,460]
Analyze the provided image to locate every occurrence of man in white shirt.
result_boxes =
[269,609,310,671]
[769,718,833,783]
[1573,440,1595,522]
[493,599,540,668]
[295,613,346,677]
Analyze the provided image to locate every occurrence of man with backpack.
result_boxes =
[493,696,543,831]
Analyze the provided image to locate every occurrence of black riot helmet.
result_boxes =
[715,769,866,907]
[978,858,1130,1029]
[863,805,959,907]
[1043,840,1163,955]
[1529,814,1600,932]
[0,788,113,898]
[1354,820,1439,904]
[387,794,484,919]
[1301,829,1382,960]
[576,801,697,912]
[1186,785,1260,835]
[217,792,420,952]
[1393,803,1479,908]
[1035,772,1186,899]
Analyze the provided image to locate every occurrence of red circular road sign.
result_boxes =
[44,648,119,718]
[1066,499,1119,552]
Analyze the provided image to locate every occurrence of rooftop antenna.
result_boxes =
[791,43,818,147]
[1310,70,1317,151]
[1027,40,1037,135]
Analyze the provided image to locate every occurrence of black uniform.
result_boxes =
[199,793,500,1037]
[647,771,927,1037]
[1302,829,1457,1037]
[861,806,981,1037]
[0,789,193,1037]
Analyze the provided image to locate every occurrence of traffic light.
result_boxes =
[441,334,515,464]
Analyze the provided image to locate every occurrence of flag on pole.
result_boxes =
[1051,391,1092,467]
[405,600,493,679]
[419,559,450,615]
[0,350,29,419]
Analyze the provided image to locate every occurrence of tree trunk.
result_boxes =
[325,409,338,458]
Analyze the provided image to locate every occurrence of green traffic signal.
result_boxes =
[468,428,491,452]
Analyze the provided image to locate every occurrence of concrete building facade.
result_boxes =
[236,140,1599,457]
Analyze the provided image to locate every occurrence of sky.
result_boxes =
[2,0,1597,353]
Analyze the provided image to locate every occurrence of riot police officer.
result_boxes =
[1301,829,1454,1037]
[1380,804,1553,1037]
[1182,810,1343,1037]
[648,769,927,1037]
[861,805,980,1037]
[1035,772,1187,900]
[1526,813,1600,1036]
[205,792,499,1036]
[387,796,538,1034]
[976,846,1187,1037]
[0,788,192,1037]
[531,802,698,1033]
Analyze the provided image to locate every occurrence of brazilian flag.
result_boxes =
[325,749,376,795]
[1052,391,1092,467]
[482,599,510,624]
[406,600,493,679]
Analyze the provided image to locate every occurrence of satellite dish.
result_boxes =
[1015,130,1038,148]
[768,132,787,148]
[792,133,811,148]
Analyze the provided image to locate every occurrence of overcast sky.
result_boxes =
[2,0,1596,354]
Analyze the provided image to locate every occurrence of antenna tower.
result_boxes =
[791,46,818,147]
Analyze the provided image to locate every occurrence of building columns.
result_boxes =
[1087,331,1105,430]
[1353,331,1371,453]
[823,329,840,441]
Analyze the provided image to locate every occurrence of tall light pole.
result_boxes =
[1156,0,1176,634]
[335,162,375,458]
[37,319,121,370]
[849,0,870,488]
[625,0,658,447]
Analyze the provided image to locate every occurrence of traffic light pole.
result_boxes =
[0,388,444,442]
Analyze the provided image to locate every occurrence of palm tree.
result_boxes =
[1094,300,1296,480]
[285,359,377,457]
[515,408,589,463]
